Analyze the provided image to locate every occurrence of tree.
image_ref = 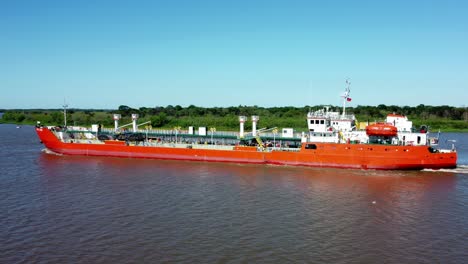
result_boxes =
[118,105,134,116]
[16,113,26,123]
[50,111,63,125]
[151,113,168,127]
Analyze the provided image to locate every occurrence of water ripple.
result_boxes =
[1,126,468,263]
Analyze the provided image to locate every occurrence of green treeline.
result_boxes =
[1,104,467,132]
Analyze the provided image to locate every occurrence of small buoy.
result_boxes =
[372,201,376,204]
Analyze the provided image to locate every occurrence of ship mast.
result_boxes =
[342,79,351,118]
[63,99,68,127]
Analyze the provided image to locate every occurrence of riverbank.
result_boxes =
[1,106,467,133]
[1,119,467,133]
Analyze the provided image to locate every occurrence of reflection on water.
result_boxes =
[27,154,466,263]
[38,152,459,198]
[1,125,467,263]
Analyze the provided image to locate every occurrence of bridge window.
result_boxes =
[320,120,324,124]
[310,120,314,124]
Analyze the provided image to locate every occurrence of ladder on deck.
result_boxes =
[255,135,265,150]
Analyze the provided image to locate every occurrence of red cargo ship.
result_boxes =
[35,85,458,170]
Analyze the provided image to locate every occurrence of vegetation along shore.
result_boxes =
[1,104,467,132]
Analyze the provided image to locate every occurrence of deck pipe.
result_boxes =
[252,115,259,136]
[113,114,121,131]
[239,116,247,138]
[132,114,139,132]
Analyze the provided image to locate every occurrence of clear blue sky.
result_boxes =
[1,0,467,109]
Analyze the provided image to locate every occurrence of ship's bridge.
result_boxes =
[307,109,356,132]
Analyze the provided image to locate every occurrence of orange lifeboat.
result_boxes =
[366,123,398,136]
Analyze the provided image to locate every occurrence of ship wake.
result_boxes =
[42,148,63,156]
[422,165,468,174]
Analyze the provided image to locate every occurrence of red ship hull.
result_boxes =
[36,127,457,170]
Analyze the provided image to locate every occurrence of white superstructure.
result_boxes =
[386,114,412,132]
[304,81,431,146]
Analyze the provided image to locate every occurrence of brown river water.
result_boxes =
[1,124,467,263]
